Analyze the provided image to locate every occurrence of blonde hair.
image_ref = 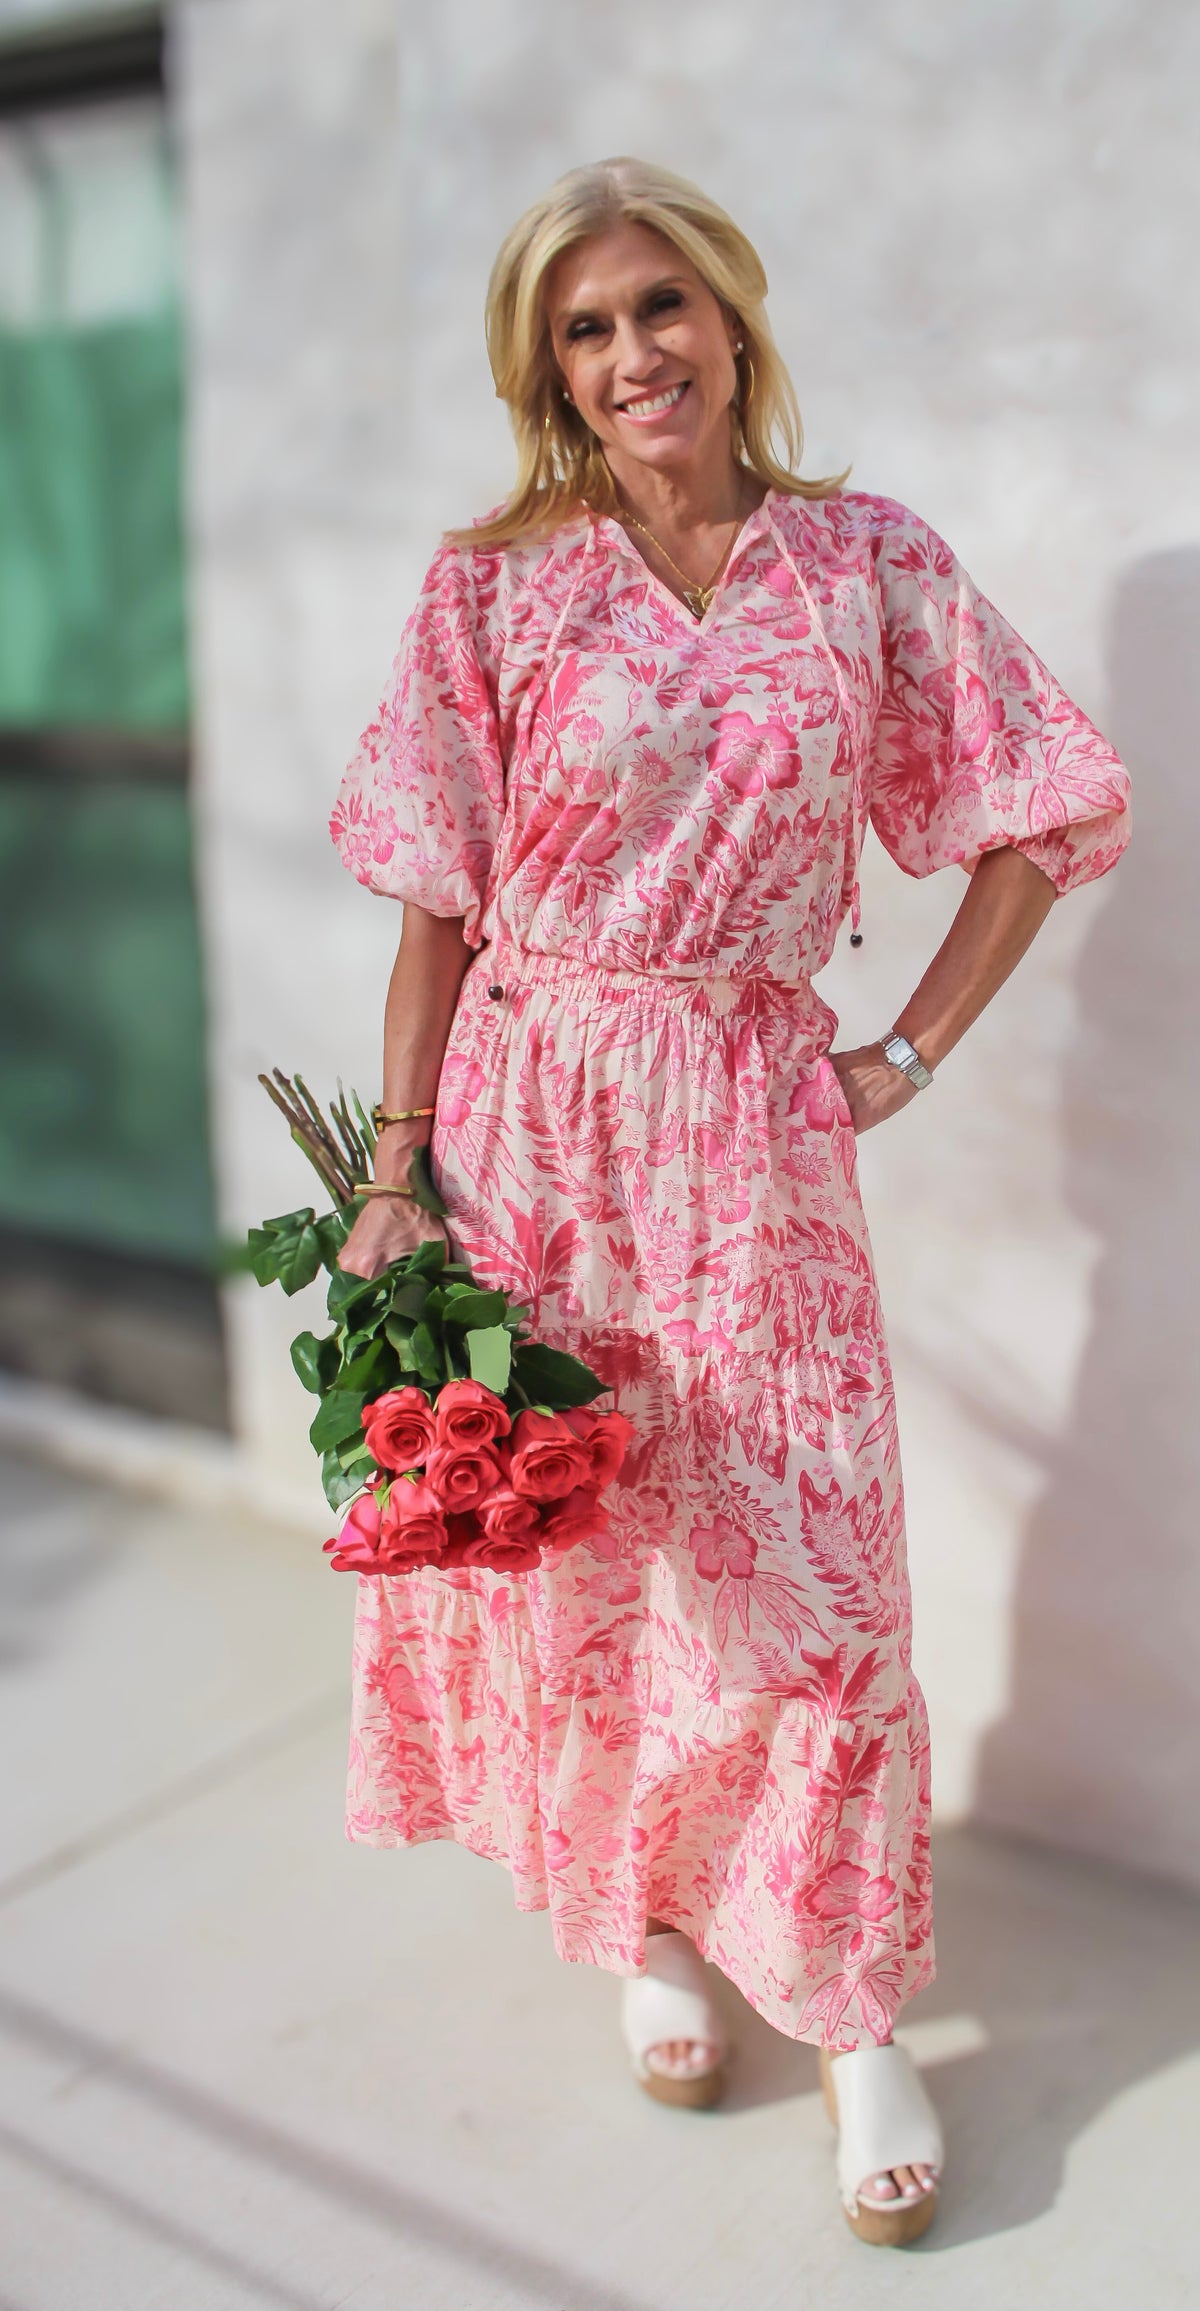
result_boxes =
[453,157,844,546]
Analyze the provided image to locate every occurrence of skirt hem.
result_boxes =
[345,1813,936,2051]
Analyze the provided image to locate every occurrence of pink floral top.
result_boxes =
[332,488,1131,968]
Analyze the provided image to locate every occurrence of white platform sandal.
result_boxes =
[621,1932,729,2110]
[818,2043,943,2246]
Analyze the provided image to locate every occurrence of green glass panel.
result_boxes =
[0,102,213,1273]
[0,767,215,1260]
[0,313,190,729]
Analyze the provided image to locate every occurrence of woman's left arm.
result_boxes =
[831,847,1058,1134]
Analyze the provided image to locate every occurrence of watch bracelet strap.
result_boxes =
[880,1030,934,1090]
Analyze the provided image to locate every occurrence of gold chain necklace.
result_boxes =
[620,507,743,620]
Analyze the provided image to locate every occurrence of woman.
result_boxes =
[331,157,1130,2246]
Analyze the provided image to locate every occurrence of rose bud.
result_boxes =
[433,1378,512,1450]
[563,1407,634,1487]
[377,1476,449,1570]
[508,1409,592,1501]
[362,1386,437,1474]
[425,1443,504,1514]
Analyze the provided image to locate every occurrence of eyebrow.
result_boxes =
[554,275,690,322]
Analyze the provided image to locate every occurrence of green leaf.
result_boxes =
[409,1321,445,1386]
[273,1221,324,1296]
[511,1341,606,1407]
[335,1436,375,1473]
[403,1237,447,1280]
[326,1266,384,1321]
[387,1277,430,1322]
[314,1211,353,1271]
[309,1389,368,1453]
[502,1304,531,1333]
[320,1449,369,1511]
[262,1207,317,1237]
[466,1324,512,1394]
[245,1229,285,1287]
[383,1315,420,1367]
[444,1288,508,1330]
[407,1143,448,1216]
[290,1330,338,1394]
[338,1337,391,1394]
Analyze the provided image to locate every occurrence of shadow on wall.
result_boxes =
[975,548,1200,1885]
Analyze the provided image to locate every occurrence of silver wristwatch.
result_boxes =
[880,1030,934,1091]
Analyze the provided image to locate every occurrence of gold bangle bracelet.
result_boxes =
[355,1181,418,1200]
[371,1103,436,1126]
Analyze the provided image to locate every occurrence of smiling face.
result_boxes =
[545,219,743,492]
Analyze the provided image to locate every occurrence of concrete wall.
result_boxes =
[177,0,1200,1886]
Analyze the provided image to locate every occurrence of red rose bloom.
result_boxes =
[324,1487,384,1572]
[508,1409,592,1501]
[563,1406,634,1487]
[377,1476,448,1570]
[362,1386,437,1474]
[456,1530,545,1575]
[538,1485,609,1552]
[480,1486,539,1545]
[433,1378,512,1450]
[425,1442,503,1513]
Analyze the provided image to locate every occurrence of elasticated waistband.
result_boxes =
[473,941,828,1032]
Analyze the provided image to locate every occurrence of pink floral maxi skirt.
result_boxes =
[347,944,933,2049]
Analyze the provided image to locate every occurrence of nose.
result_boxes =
[611,316,664,385]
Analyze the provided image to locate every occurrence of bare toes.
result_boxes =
[646,2037,720,2079]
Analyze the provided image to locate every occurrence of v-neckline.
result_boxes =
[599,488,777,636]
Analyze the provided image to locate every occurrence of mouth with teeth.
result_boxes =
[615,380,689,422]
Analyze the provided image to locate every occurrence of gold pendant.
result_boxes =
[687,586,714,619]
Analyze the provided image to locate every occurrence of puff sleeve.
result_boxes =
[330,542,504,947]
[866,505,1131,894]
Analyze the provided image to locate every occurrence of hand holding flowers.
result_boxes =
[245,1076,633,1581]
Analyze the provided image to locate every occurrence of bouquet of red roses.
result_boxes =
[245,1073,631,1578]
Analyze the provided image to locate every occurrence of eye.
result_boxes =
[565,316,602,341]
[648,291,684,317]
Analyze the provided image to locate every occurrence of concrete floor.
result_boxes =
[2,1445,1198,2310]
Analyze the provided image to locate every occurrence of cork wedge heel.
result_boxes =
[818,2044,942,2247]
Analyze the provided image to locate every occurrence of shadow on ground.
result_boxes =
[712,1821,1200,2248]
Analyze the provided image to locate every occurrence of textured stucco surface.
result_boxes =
[173,1,1200,1884]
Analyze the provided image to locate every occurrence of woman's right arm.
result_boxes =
[337,902,474,1279]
